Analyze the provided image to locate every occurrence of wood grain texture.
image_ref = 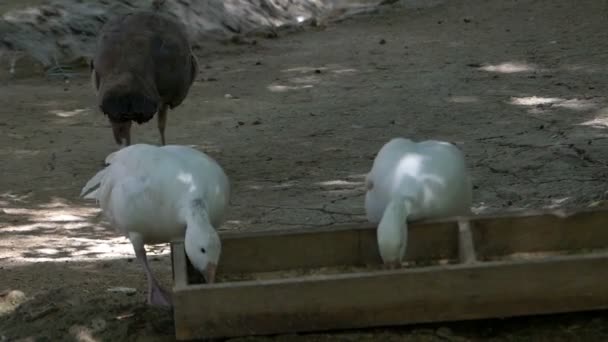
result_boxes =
[458,220,477,263]
[171,240,188,289]
[217,220,458,274]
[174,253,608,339]
[171,208,608,340]
[470,209,608,259]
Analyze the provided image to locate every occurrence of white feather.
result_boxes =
[365,137,473,265]
[81,144,229,243]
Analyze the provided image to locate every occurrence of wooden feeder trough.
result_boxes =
[171,208,608,340]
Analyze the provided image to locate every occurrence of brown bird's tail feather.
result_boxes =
[100,92,159,124]
[152,0,166,10]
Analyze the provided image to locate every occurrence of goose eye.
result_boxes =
[200,247,206,254]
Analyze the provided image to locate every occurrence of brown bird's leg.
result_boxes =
[125,128,131,147]
[157,104,169,146]
[111,121,132,147]
[123,121,131,147]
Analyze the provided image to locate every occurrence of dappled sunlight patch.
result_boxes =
[0,196,173,262]
[267,83,314,92]
[553,98,599,110]
[37,196,77,209]
[561,64,608,74]
[346,173,367,180]
[509,96,600,111]
[2,221,92,233]
[315,178,365,198]
[471,203,490,214]
[273,64,358,93]
[544,197,570,209]
[282,66,329,73]
[222,220,244,230]
[271,181,299,189]
[33,99,83,110]
[242,180,300,191]
[331,68,357,74]
[69,324,102,342]
[0,191,32,205]
[290,75,322,84]
[49,108,89,118]
[321,188,365,196]
[317,179,363,187]
[246,184,264,191]
[2,206,99,223]
[447,95,480,103]
[510,96,563,106]
[0,290,28,318]
[479,62,536,73]
[579,107,608,129]
[1,233,170,263]
[579,117,608,128]
[578,107,608,128]
[1,149,41,158]
[281,65,359,75]
[183,143,223,154]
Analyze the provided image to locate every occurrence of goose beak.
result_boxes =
[204,263,217,284]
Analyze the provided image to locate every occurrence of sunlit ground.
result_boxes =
[1,0,608,339]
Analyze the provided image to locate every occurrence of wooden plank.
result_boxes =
[171,240,188,290]
[457,220,477,264]
[217,221,458,274]
[470,209,608,259]
[209,208,608,274]
[173,252,608,340]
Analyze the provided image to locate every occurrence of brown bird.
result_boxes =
[90,8,198,146]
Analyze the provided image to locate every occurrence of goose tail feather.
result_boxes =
[81,168,106,199]
[80,151,118,199]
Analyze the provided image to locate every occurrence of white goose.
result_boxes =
[81,144,229,307]
[365,138,473,268]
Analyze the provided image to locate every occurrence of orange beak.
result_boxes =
[204,262,217,284]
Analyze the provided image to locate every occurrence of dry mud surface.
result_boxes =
[2,0,608,340]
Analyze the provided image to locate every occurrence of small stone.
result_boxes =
[107,287,137,295]
[436,326,454,338]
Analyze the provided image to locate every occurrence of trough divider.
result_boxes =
[458,219,477,264]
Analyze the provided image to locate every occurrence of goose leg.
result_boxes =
[130,236,172,307]
[157,104,168,146]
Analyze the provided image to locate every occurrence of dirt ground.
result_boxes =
[2,0,608,340]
